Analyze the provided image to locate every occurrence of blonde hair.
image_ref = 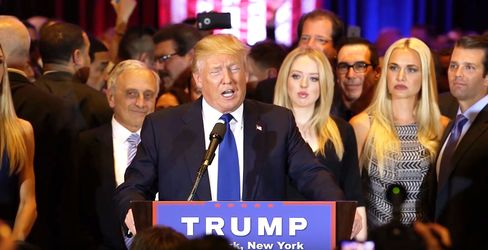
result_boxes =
[362,37,443,170]
[0,44,27,174]
[274,47,344,159]
[191,34,249,74]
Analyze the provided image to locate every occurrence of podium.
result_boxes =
[132,200,356,249]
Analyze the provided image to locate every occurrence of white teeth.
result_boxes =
[222,89,234,97]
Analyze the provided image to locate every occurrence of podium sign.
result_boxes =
[152,201,336,249]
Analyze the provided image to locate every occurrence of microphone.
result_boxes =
[187,119,226,201]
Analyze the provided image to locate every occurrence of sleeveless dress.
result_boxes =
[0,153,20,228]
[364,124,430,229]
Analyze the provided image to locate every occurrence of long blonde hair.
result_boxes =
[361,38,443,169]
[0,44,27,174]
[274,47,344,159]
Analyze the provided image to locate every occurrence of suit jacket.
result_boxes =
[77,124,126,250]
[433,103,488,250]
[9,70,77,249]
[114,98,345,221]
[438,92,458,120]
[35,71,113,131]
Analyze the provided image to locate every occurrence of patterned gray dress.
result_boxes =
[364,124,431,229]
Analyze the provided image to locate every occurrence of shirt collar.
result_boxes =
[458,94,488,123]
[201,97,244,125]
[112,116,141,143]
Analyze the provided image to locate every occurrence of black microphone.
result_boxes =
[187,119,226,201]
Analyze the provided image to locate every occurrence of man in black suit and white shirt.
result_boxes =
[434,35,488,250]
[76,60,159,250]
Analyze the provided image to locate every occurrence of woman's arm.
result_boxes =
[12,119,37,241]
[349,112,371,164]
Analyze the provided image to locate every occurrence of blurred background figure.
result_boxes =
[130,226,188,250]
[246,40,287,103]
[87,35,111,92]
[297,9,345,64]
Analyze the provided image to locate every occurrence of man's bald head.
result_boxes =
[0,15,31,66]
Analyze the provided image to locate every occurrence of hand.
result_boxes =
[125,209,137,236]
[111,0,137,24]
[413,222,452,250]
[350,210,362,239]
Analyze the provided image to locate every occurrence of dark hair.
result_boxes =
[248,40,288,70]
[88,35,108,62]
[455,35,488,76]
[176,235,234,250]
[336,37,379,68]
[130,226,188,250]
[118,27,156,61]
[153,23,202,56]
[39,22,85,64]
[297,9,345,48]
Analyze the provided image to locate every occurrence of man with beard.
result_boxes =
[35,22,112,132]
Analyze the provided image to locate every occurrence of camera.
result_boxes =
[196,12,231,30]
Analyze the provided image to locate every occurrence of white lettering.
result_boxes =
[230,217,251,236]
[248,241,274,249]
[289,218,307,236]
[180,217,199,236]
[206,217,224,235]
[257,217,283,236]
[277,241,305,249]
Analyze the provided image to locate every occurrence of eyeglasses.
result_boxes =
[155,53,177,63]
[336,62,372,74]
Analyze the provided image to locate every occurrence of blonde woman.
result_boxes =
[274,47,366,239]
[350,38,449,230]
[0,43,36,241]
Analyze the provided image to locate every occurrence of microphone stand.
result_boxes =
[187,157,213,201]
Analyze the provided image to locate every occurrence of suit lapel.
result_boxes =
[181,99,211,200]
[450,104,488,170]
[242,100,265,200]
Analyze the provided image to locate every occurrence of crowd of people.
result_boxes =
[0,1,487,249]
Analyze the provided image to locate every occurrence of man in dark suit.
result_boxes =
[114,34,346,236]
[434,35,488,250]
[77,60,159,250]
[35,22,112,132]
[0,15,76,249]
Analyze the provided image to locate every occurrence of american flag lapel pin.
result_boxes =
[256,124,262,131]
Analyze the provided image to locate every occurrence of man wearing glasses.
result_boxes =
[297,9,345,64]
[153,23,202,92]
[333,37,380,121]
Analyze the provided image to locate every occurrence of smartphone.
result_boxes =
[340,240,375,250]
[196,12,231,30]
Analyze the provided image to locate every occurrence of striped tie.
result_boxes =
[127,133,140,167]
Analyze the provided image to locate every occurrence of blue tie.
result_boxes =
[217,113,240,201]
[438,114,468,189]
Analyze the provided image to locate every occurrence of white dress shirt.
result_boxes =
[201,98,244,201]
[112,117,141,187]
